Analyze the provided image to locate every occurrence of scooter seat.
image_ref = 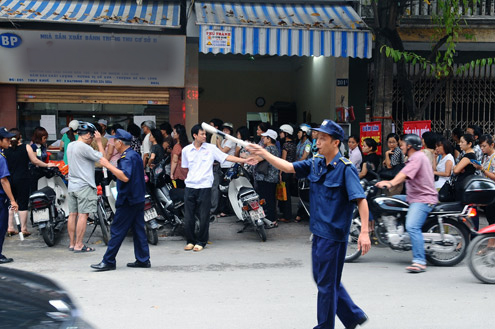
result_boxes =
[30,186,56,201]
[238,187,255,198]
[431,201,464,214]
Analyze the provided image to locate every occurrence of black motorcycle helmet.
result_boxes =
[77,122,97,136]
[402,134,422,151]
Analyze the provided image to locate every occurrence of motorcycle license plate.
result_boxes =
[33,208,49,223]
[249,209,265,220]
[144,208,158,222]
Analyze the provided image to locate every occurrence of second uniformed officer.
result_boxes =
[91,129,150,271]
[248,120,371,329]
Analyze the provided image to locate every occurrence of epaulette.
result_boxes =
[339,157,352,165]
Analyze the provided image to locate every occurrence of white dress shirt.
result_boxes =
[349,147,362,172]
[182,142,228,189]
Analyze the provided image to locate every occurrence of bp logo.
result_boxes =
[0,33,22,48]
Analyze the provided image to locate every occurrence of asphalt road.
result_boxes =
[2,216,494,329]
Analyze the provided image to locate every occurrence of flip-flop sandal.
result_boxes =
[477,247,495,256]
[74,245,95,253]
[68,247,74,251]
[406,263,426,273]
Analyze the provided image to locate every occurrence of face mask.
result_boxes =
[171,131,175,139]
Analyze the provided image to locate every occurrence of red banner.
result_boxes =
[360,121,382,155]
[403,120,431,137]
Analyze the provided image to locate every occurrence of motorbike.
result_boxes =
[146,158,205,238]
[29,167,69,247]
[345,172,493,267]
[467,223,495,284]
[220,163,274,242]
[106,174,160,246]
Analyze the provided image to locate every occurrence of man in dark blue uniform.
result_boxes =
[0,127,17,264]
[248,120,371,329]
[91,129,150,271]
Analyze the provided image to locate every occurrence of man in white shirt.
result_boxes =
[140,120,155,169]
[181,124,252,252]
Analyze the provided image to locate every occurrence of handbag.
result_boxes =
[438,176,457,202]
[276,182,287,201]
[255,160,269,175]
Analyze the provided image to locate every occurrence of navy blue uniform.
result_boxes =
[0,151,11,258]
[102,148,150,266]
[293,152,366,329]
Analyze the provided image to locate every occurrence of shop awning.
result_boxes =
[195,2,371,58]
[0,0,181,29]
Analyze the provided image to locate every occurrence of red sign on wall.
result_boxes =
[360,121,382,155]
[403,120,431,137]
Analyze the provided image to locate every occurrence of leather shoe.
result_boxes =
[346,314,368,329]
[0,257,13,264]
[127,260,151,268]
[90,261,116,271]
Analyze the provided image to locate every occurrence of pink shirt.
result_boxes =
[400,150,438,204]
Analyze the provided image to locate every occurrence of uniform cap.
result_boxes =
[312,119,345,141]
[0,127,14,139]
[108,128,132,142]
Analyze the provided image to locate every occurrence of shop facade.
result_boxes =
[0,0,186,141]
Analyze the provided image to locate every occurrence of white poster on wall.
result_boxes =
[134,116,156,127]
[40,115,57,140]
[0,29,185,87]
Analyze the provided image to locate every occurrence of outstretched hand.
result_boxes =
[245,143,264,155]
[246,157,259,166]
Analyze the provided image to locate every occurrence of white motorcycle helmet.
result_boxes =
[280,124,294,136]
[299,124,311,134]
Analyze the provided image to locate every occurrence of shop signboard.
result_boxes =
[403,120,431,137]
[203,30,232,50]
[360,121,382,155]
[0,29,185,87]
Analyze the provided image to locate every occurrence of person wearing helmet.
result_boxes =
[296,124,312,161]
[247,119,370,329]
[278,124,296,223]
[376,134,438,273]
[60,120,79,165]
[66,122,106,253]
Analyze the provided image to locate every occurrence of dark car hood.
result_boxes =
[0,266,80,328]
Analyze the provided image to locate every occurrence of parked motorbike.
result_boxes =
[87,168,113,245]
[107,176,160,246]
[29,167,69,247]
[220,163,274,242]
[147,158,204,237]
[345,173,492,267]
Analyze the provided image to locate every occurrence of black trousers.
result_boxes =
[278,172,293,220]
[256,180,277,222]
[184,187,212,247]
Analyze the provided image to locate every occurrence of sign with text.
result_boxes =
[204,30,232,50]
[360,121,382,155]
[403,120,431,137]
[0,29,185,87]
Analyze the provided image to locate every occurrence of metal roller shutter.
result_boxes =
[17,85,170,105]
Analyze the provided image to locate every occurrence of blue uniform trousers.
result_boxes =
[103,202,150,266]
[0,199,8,257]
[312,235,366,329]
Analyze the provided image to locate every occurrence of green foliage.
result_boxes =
[380,0,491,78]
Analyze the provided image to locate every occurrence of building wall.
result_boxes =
[292,56,339,125]
[198,55,294,130]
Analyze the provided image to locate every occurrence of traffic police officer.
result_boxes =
[91,129,150,271]
[248,120,371,329]
[0,127,17,264]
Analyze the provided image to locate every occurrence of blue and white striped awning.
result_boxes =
[196,2,371,58]
[0,0,181,29]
